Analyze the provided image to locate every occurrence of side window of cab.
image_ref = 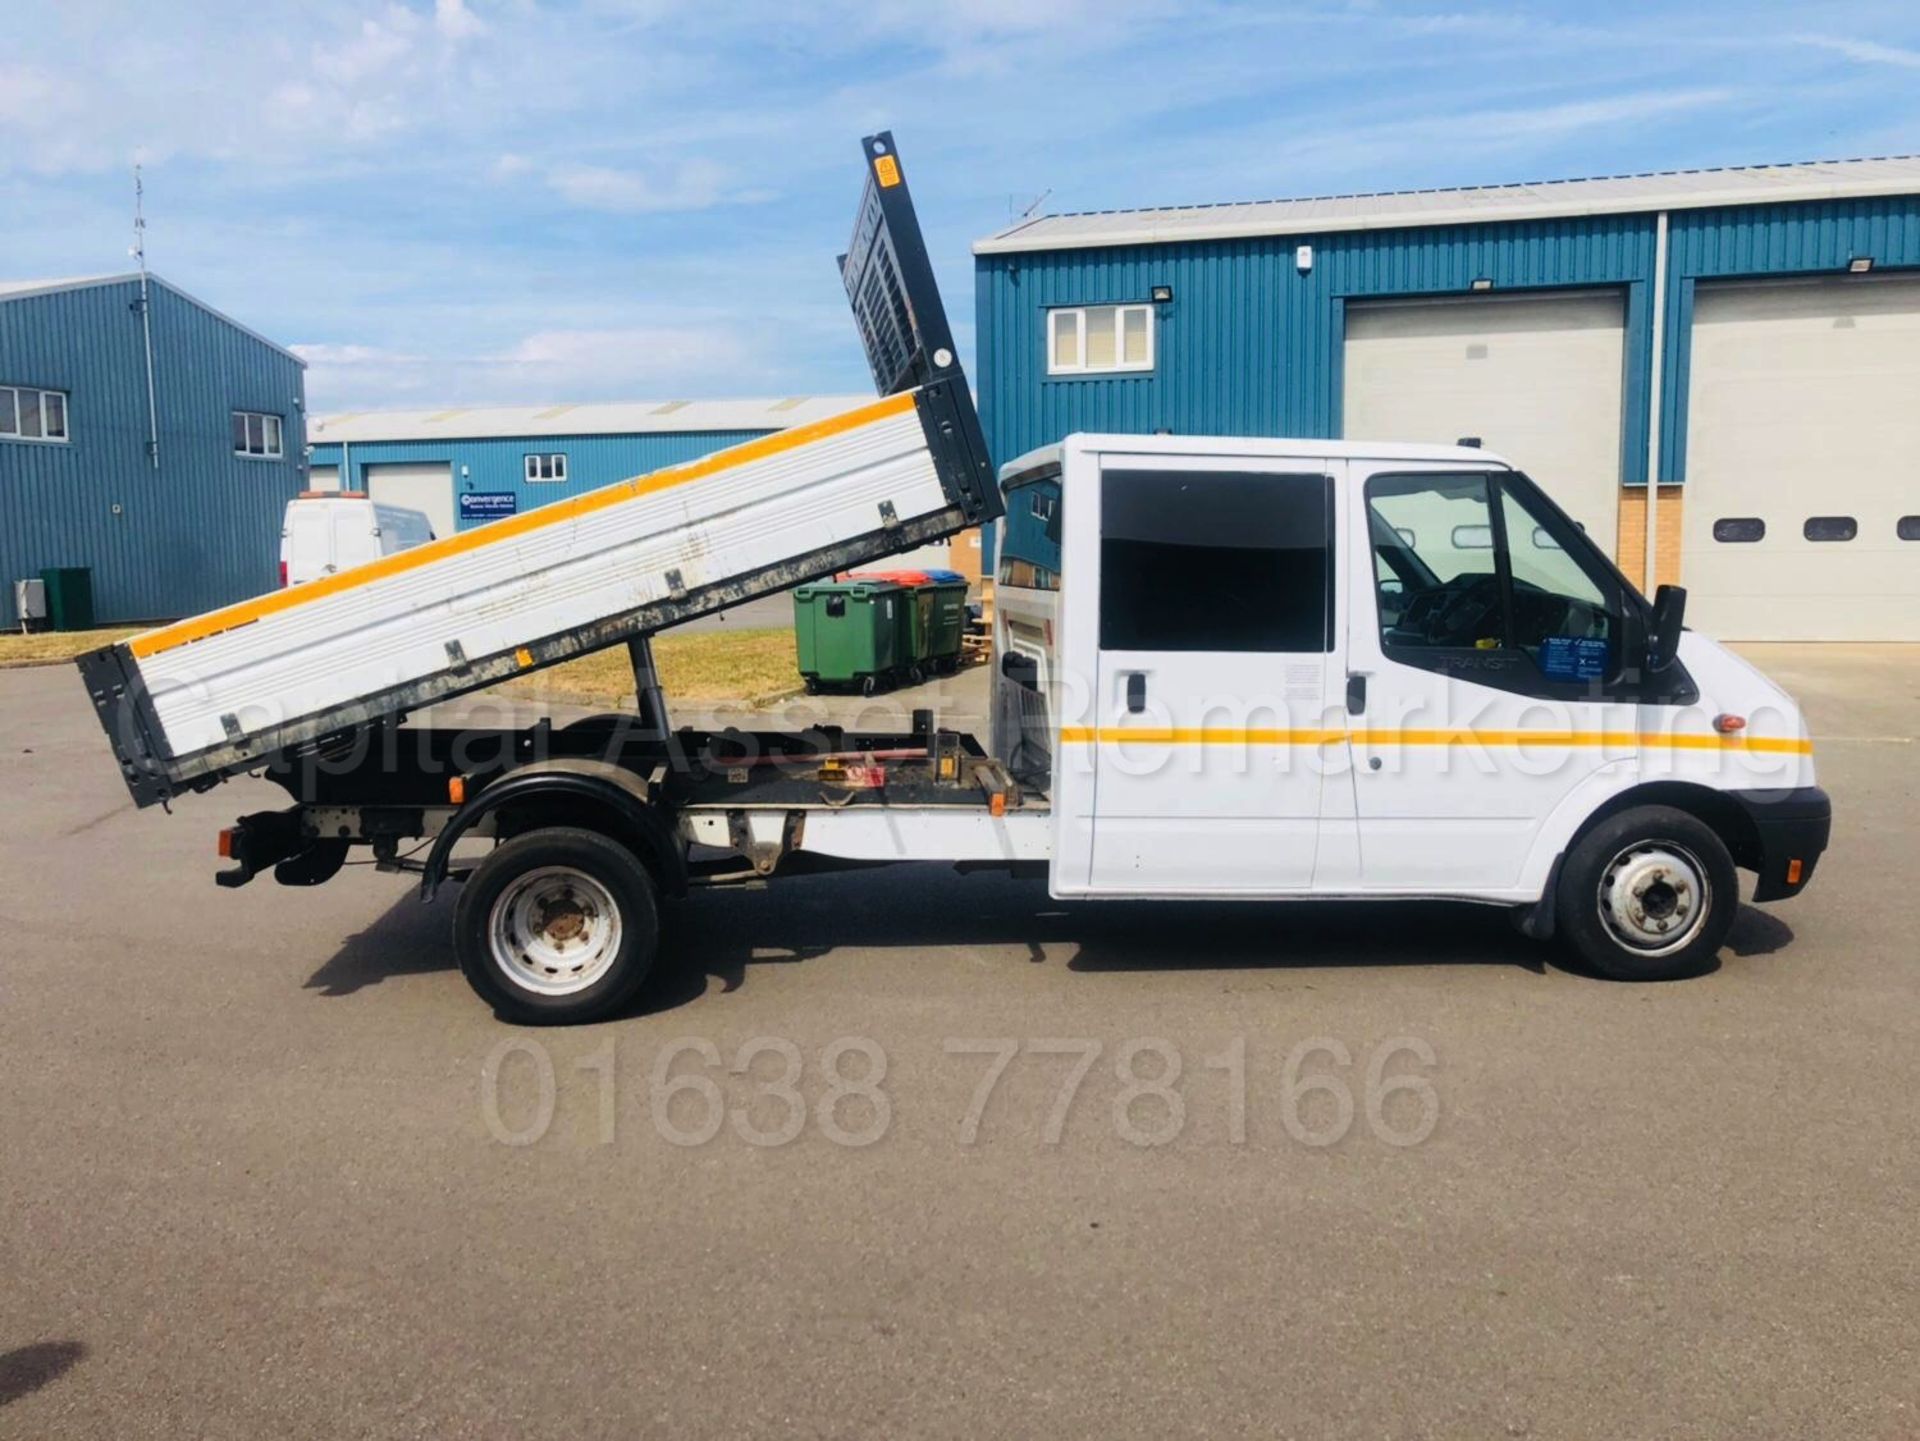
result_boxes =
[1366,471,1629,696]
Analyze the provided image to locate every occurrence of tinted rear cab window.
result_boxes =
[1100,469,1331,652]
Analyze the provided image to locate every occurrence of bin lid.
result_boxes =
[918,568,968,584]
[847,568,932,586]
[796,578,906,598]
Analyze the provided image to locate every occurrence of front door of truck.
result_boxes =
[1080,458,1339,894]
[1343,462,1640,893]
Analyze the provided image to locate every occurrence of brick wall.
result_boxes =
[1615,486,1685,591]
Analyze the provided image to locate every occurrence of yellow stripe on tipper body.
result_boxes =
[1059,727,1811,755]
[128,391,921,660]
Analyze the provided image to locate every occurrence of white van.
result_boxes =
[280,492,435,587]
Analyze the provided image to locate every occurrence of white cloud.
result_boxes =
[546,159,766,214]
[293,322,770,411]
[496,324,755,391]
[1795,33,1920,69]
[291,342,423,366]
[312,8,420,86]
[434,0,487,42]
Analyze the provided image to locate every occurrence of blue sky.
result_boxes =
[3,1,1918,414]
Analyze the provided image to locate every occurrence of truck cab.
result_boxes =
[994,435,1828,972]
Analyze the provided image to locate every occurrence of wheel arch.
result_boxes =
[421,761,686,902]
[1515,775,1762,940]
[1566,781,1764,872]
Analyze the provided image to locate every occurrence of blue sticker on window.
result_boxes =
[1539,635,1610,681]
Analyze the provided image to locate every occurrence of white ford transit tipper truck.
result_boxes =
[78,133,1829,1024]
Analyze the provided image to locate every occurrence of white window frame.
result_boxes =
[0,384,71,444]
[524,452,568,483]
[1045,303,1155,376]
[233,410,285,460]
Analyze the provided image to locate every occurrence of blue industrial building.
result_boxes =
[308,397,871,543]
[1,273,307,628]
[975,155,1920,640]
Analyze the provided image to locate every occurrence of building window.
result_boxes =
[0,385,70,443]
[1803,516,1856,543]
[1047,304,1154,375]
[233,411,284,459]
[1712,517,1766,543]
[525,453,568,483]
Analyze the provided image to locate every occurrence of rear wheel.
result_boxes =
[1555,806,1737,980]
[454,826,659,1024]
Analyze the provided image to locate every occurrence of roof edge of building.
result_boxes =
[0,271,307,368]
[972,156,1920,256]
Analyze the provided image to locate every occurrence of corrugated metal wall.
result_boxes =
[0,279,306,626]
[308,430,774,529]
[976,194,1920,566]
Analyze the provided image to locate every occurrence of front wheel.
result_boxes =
[454,826,660,1024]
[1554,805,1738,980]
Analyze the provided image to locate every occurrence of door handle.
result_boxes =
[1346,673,1367,715]
[1125,672,1147,714]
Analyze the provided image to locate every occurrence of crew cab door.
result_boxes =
[1075,456,1340,894]
[1344,462,1640,894]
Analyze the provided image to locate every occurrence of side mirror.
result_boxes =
[1647,584,1687,672]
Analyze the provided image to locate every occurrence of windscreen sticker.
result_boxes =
[1539,635,1611,681]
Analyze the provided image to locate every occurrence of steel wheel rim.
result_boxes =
[488,865,624,996]
[1596,841,1710,957]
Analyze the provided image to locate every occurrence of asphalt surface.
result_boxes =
[2,647,1915,1439]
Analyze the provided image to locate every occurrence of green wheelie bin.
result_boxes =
[849,569,971,677]
[915,568,971,674]
[792,578,909,694]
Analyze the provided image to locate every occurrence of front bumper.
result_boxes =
[1729,786,1832,902]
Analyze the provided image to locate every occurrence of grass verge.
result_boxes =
[0,627,147,667]
[502,627,799,706]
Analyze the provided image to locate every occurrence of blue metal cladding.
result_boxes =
[308,430,774,529]
[976,215,1655,567]
[976,192,1920,564]
[0,279,306,627]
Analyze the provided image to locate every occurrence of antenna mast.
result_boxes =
[133,164,159,469]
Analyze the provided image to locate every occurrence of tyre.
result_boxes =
[1554,805,1737,980]
[453,826,660,1025]
[861,674,878,697]
[804,675,820,695]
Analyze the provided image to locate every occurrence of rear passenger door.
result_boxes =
[1083,458,1339,894]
